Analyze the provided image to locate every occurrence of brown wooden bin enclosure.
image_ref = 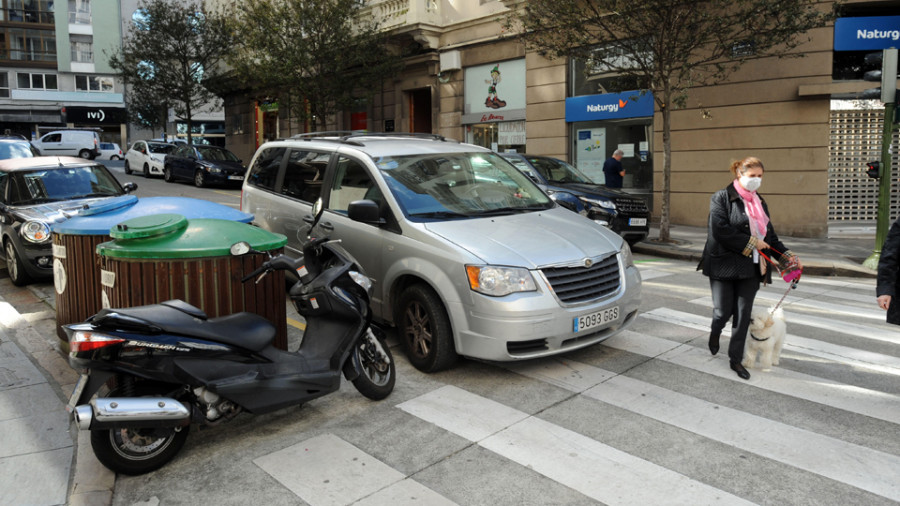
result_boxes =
[98,252,288,350]
[50,197,253,342]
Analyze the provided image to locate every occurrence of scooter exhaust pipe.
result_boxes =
[73,397,191,430]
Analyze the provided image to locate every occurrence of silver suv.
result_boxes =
[241,133,641,372]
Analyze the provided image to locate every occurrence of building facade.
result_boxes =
[220,0,899,238]
[0,0,128,143]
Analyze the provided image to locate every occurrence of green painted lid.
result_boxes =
[97,217,287,259]
[109,213,188,239]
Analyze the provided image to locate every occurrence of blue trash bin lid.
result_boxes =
[52,196,254,235]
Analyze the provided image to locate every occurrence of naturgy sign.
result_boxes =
[565,91,654,122]
[834,15,900,51]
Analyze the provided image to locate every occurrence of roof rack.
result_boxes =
[288,131,458,145]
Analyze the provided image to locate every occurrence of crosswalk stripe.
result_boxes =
[507,358,900,501]
[693,292,885,321]
[688,297,900,345]
[398,385,755,506]
[637,268,673,281]
[641,307,900,375]
[253,434,456,506]
[603,330,900,424]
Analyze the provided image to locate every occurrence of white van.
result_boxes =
[31,130,101,159]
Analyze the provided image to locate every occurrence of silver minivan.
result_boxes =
[241,134,641,372]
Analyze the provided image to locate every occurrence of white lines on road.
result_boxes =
[689,297,900,345]
[642,307,900,375]
[604,330,900,425]
[506,357,900,502]
[254,433,457,506]
[398,385,754,506]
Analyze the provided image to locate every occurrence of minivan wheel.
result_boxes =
[78,149,91,159]
[396,284,457,372]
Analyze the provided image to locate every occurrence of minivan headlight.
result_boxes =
[21,221,51,243]
[466,265,536,296]
[578,196,615,210]
[620,241,634,268]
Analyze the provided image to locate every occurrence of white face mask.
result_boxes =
[740,175,762,192]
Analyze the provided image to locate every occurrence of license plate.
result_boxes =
[66,373,88,414]
[573,306,619,332]
[228,175,244,181]
[629,218,647,226]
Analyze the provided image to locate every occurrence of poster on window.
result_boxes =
[575,128,607,182]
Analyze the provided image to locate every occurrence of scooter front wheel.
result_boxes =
[351,328,396,400]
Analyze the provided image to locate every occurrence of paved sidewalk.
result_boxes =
[0,222,882,506]
[632,223,879,279]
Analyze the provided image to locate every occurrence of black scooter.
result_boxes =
[63,200,395,475]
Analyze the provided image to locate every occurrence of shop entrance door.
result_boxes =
[408,89,432,133]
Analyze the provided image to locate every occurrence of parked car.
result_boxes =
[125,140,175,177]
[0,157,136,286]
[501,153,650,245]
[241,133,641,372]
[0,137,39,159]
[30,130,100,159]
[163,144,246,187]
[97,142,123,160]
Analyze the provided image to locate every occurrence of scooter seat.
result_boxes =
[93,300,276,352]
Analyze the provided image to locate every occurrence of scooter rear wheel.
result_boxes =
[351,328,395,400]
[89,383,190,475]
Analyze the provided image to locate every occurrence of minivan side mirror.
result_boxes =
[348,199,384,225]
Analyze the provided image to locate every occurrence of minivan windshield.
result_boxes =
[375,152,552,220]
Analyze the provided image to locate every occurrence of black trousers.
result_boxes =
[709,277,760,363]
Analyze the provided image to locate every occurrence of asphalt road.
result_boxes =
[5,166,898,505]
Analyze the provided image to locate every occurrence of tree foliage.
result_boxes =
[108,0,233,144]
[227,0,403,132]
[506,0,837,241]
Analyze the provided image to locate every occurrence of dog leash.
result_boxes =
[758,248,801,314]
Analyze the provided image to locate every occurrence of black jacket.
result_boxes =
[876,217,900,325]
[698,183,789,282]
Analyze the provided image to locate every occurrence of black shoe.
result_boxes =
[708,333,719,355]
[730,361,750,380]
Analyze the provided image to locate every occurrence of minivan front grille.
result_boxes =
[541,255,620,303]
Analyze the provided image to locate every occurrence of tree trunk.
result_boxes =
[659,90,672,243]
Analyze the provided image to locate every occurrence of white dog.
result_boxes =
[743,306,787,370]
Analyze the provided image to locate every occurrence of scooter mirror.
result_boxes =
[230,241,251,256]
[311,198,325,226]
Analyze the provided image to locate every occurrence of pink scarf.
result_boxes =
[733,180,769,239]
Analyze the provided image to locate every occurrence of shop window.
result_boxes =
[17,71,57,90]
[75,75,113,92]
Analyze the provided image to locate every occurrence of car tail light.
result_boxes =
[70,331,125,353]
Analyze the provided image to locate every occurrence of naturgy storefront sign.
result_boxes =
[565,91,654,122]
[834,15,900,51]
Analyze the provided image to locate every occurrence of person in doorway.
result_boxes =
[603,150,625,188]
[876,216,900,325]
[698,156,801,380]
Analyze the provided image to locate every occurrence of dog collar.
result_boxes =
[749,332,770,342]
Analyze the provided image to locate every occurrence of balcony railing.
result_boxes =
[71,49,93,63]
[363,0,441,30]
[68,10,91,24]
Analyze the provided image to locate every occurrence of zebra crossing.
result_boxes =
[241,260,900,505]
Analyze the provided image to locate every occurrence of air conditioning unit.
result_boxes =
[440,50,461,72]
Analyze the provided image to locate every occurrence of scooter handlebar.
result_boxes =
[240,255,302,283]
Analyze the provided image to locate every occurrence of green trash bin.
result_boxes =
[96,213,290,349]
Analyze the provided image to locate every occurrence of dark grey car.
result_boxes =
[0,157,136,285]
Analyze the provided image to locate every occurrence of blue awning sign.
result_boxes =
[834,16,900,51]
[566,91,655,122]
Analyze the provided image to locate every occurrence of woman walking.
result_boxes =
[698,156,801,380]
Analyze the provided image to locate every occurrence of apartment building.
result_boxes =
[220,0,899,238]
[0,0,127,143]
